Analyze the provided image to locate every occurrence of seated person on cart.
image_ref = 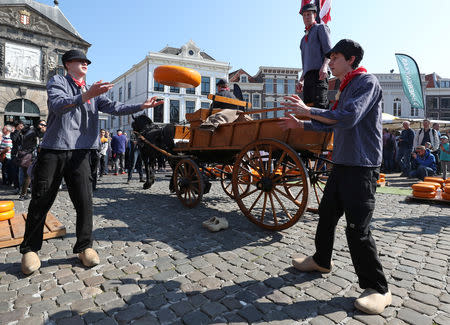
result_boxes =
[213,79,238,110]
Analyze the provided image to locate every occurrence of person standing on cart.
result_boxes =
[297,3,332,109]
[20,49,164,275]
[278,39,391,315]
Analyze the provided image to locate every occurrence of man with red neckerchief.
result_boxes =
[278,39,391,315]
[297,3,332,109]
[20,49,164,275]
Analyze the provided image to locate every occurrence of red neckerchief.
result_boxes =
[332,66,367,110]
[70,75,90,104]
[304,22,316,42]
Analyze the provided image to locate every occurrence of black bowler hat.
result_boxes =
[300,3,317,14]
[326,39,364,62]
[216,79,228,86]
[62,49,91,66]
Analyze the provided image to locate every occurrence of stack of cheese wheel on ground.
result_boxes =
[443,180,450,200]
[0,201,14,221]
[424,177,444,188]
[411,182,437,199]
[377,173,386,185]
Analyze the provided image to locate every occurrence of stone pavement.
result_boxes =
[0,172,449,325]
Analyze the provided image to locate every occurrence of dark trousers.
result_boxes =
[313,165,388,294]
[99,154,107,176]
[303,69,329,109]
[127,150,143,181]
[1,158,13,185]
[113,152,124,173]
[20,149,93,254]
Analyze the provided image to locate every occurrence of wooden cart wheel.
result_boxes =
[173,158,204,208]
[232,139,310,230]
[220,165,251,199]
[304,155,332,213]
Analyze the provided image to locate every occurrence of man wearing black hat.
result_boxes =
[278,39,391,315]
[297,3,332,109]
[214,79,238,109]
[20,49,164,275]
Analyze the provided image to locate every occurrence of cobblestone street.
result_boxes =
[1,172,450,325]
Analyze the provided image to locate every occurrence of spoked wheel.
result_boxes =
[173,158,204,208]
[305,155,332,213]
[232,139,310,230]
[221,165,251,199]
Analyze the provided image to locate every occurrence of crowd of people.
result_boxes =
[0,120,47,200]
[382,119,450,180]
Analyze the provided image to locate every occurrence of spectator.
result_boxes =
[111,129,127,175]
[432,122,441,138]
[413,119,440,151]
[396,121,415,176]
[382,128,395,173]
[0,125,14,186]
[11,120,25,192]
[17,120,46,200]
[440,135,450,180]
[409,145,436,180]
[98,129,108,177]
[126,135,143,183]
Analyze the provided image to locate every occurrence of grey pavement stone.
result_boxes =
[29,299,57,315]
[182,310,210,325]
[238,305,264,323]
[56,291,82,305]
[397,307,433,325]
[0,307,27,323]
[114,302,147,324]
[156,307,177,324]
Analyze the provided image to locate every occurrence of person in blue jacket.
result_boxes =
[20,49,163,275]
[409,145,436,180]
[278,39,391,315]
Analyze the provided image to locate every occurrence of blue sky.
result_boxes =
[40,0,450,83]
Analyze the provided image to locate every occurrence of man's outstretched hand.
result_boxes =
[84,80,113,102]
[141,97,164,110]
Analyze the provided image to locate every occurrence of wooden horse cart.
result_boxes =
[144,65,333,230]
[139,94,333,231]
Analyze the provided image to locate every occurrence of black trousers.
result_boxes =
[303,69,329,109]
[313,165,389,294]
[20,149,93,254]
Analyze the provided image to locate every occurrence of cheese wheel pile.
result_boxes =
[411,183,436,199]
[0,201,15,221]
[443,181,450,200]
[377,173,385,184]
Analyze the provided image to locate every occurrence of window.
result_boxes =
[410,107,419,117]
[110,91,114,101]
[393,98,401,116]
[287,79,295,94]
[154,105,164,123]
[119,87,123,102]
[170,100,180,123]
[186,100,195,114]
[243,94,250,103]
[240,75,248,83]
[265,78,274,93]
[431,97,438,109]
[127,82,132,99]
[57,67,65,76]
[252,94,260,108]
[381,100,384,113]
[442,98,450,108]
[186,87,196,94]
[170,86,180,93]
[5,99,39,115]
[201,76,210,95]
[265,101,274,118]
[276,79,284,94]
[154,80,164,92]
[201,102,210,109]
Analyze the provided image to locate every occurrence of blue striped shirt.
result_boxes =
[300,23,332,78]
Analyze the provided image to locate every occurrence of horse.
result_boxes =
[131,114,175,190]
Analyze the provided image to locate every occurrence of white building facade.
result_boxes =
[375,73,426,119]
[102,40,231,133]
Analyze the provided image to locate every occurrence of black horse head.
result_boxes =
[131,114,155,133]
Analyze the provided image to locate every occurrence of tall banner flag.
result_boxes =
[395,53,425,109]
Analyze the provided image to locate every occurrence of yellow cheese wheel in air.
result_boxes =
[154,65,201,88]
[0,201,14,213]
[411,183,436,192]
[413,191,436,198]
[0,210,14,221]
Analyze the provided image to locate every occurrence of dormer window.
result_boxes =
[240,75,248,83]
